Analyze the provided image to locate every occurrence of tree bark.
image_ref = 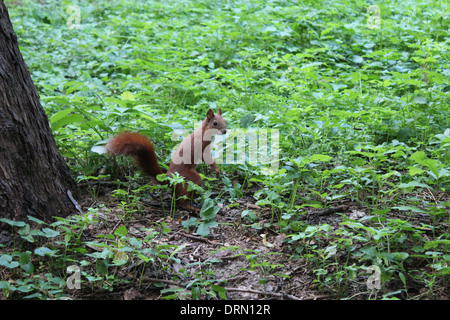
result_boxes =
[0,1,76,222]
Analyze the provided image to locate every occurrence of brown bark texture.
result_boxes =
[0,1,76,222]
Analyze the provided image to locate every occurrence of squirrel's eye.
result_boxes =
[213,121,218,126]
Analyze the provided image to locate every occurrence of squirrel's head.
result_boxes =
[205,108,227,135]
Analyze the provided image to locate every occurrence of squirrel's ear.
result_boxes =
[218,108,222,115]
[206,108,214,120]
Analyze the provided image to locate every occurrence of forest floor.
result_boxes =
[67,183,449,301]
[3,0,449,302]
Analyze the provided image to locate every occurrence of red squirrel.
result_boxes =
[106,108,227,212]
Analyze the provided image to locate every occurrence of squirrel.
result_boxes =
[106,108,227,213]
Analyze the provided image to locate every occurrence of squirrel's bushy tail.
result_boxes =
[106,131,164,179]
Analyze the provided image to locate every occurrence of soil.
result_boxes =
[1,180,448,301]
[65,181,448,301]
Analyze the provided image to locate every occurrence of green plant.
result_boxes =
[4,0,449,300]
[238,249,287,291]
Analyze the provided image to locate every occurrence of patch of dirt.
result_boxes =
[72,182,446,301]
[69,184,332,300]
[4,181,446,301]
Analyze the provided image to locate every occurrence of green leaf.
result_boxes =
[330,83,347,91]
[19,251,34,274]
[137,253,152,263]
[96,260,109,275]
[211,285,227,300]
[413,95,428,105]
[200,198,220,220]
[0,255,19,269]
[51,113,85,131]
[196,223,209,237]
[27,216,47,225]
[310,154,333,162]
[191,286,200,300]
[91,145,108,155]
[398,181,430,189]
[351,55,364,64]
[399,272,406,286]
[129,237,143,248]
[41,228,60,238]
[0,218,26,227]
[424,240,450,250]
[324,244,337,259]
[392,206,426,213]
[17,284,34,293]
[240,114,255,128]
[410,151,439,177]
[182,217,198,229]
[121,91,136,101]
[392,252,409,261]
[408,166,424,176]
[0,281,14,290]
[49,107,75,123]
[34,247,59,257]
[196,220,218,237]
[114,225,128,237]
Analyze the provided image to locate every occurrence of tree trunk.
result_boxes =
[0,1,76,222]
